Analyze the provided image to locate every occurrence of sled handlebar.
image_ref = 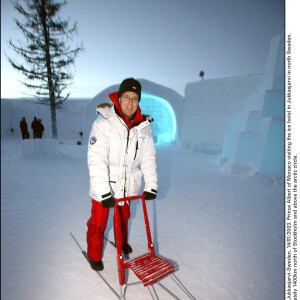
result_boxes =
[115,194,145,203]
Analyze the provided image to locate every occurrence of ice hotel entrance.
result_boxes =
[139,93,176,145]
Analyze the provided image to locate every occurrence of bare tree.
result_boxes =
[6,0,84,139]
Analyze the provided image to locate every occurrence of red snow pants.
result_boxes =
[86,199,130,261]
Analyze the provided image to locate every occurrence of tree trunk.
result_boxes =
[40,0,58,139]
[50,98,57,139]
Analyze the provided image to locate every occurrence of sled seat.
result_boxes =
[124,252,175,286]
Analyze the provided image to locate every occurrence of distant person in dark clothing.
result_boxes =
[31,116,39,139]
[36,119,45,138]
[20,117,30,139]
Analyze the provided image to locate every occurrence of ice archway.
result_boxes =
[139,93,176,145]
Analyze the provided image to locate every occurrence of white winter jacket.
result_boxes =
[88,103,158,204]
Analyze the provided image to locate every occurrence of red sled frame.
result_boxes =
[114,194,176,299]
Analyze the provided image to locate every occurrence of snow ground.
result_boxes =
[1,139,284,300]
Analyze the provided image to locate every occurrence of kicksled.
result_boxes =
[71,194,196,299]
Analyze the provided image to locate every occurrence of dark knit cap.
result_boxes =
[118,78,141,101]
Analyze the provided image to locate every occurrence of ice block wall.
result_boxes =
[220,33,284,174]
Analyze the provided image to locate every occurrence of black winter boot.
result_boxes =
[90,259,104,271]
[121,244,133,255]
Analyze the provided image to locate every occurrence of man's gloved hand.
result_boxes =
[101,196,115,208]
[144,191,156,200]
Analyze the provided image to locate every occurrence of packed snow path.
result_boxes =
[1,139,284,299]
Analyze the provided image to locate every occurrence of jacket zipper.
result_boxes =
[123,129,130,197]
[133,141,139,160]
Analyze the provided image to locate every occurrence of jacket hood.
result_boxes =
[96,102,114,118]
[108,91,144,129]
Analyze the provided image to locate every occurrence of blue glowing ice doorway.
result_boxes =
[139,93,177,145]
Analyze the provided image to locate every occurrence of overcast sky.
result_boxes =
[1,0,285,98]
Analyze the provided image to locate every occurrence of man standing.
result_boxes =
[31,116,38,139]
[36,119,44,138]
[20,117,29,139]
[86,78,158,271]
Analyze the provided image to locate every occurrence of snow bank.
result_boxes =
[21,139,59,158]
